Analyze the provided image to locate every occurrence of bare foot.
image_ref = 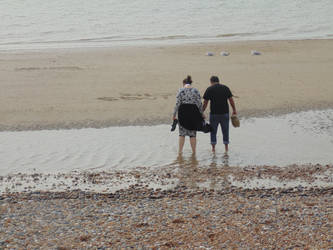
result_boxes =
[211,144,216,153]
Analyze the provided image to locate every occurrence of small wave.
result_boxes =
[216,33,256,38]
[0,36,123,46]
[141,35,190,41]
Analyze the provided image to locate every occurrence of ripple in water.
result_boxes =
[0,109,333,176]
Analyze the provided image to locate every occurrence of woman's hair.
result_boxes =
[183,75,192,85]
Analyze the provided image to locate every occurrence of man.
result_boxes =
[203,76,237,153]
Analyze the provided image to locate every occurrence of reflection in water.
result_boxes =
[172,153,230,190]
[174,154,199,189]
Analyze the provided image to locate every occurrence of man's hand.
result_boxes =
[229,97,237,116]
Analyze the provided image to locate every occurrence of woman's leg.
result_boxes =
[189,136,196,154]
[179,136,185,154]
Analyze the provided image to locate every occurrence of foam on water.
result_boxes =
[0,109,332,176]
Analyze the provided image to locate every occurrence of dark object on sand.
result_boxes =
[178,104,212,133]
[201,121,212,133]
[171,119,178,131]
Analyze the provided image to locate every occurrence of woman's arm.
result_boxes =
[173,91,181,120]
[194,89,204,115]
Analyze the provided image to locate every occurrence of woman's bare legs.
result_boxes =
[190,137,196,154]
[179,136,185,154]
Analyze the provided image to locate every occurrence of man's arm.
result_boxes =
[203,99,209,112]
[228,97,237,115]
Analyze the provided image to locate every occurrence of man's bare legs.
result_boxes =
[178,136,185,154]
[211,144,228,153]
[224,144,228,152]
[190,137,196,154]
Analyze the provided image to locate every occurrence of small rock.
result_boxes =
[251,50,261,55]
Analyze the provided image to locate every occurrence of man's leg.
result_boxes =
[220,113,230,152]
[209,114,218,152]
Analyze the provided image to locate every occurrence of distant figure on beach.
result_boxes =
[173,76,204,154]
[203,76,237,153]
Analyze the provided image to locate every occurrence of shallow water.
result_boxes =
[0,109,332,176]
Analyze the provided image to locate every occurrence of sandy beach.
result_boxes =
[1,39,333,131]
[1,39,333,249]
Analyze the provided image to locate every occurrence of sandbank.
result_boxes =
[1,39,333,131]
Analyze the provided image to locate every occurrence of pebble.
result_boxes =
[220,51,230,56]
[251,50,261,55]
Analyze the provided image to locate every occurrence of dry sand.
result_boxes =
[1,39,333,131]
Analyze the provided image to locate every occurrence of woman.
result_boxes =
[173,75,204,154]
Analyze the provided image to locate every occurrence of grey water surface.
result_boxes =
[1,0,333,50]
[0,109,332,176]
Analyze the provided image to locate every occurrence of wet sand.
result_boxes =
[1,39,333,131]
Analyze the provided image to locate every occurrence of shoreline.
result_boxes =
[1,104,333,132]
[1,37,332,53]
[1,163,332,195]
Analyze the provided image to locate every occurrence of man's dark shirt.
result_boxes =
[203,83,232,114]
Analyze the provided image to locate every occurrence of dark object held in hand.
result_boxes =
[171,119,178,131]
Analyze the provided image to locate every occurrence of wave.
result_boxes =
[216,32,256,38]
[0,35,197,47]
[0,31,331,50]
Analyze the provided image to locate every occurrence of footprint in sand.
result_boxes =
[120,93,157,100]
[97,97,119,101]
[15,66,83,71]
[97,92,173,102]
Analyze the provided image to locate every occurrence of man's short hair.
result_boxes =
[210,76,219,83]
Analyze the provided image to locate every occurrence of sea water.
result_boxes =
[0,109,332,176]
[1,0,333,50]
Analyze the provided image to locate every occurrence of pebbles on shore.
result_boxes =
[1,164,333,248]
[0,187,332,249]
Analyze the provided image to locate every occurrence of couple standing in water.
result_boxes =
[173,75,237,154]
